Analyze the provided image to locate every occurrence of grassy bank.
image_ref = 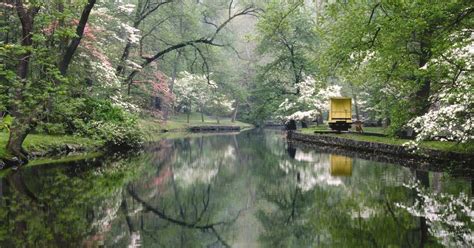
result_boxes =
[300,126,474,154]
[303,124,386,134]
[0,132,102,159]
[1,113,253,161]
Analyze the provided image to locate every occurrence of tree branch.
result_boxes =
[59,0,96,75]
[125,2,261,89]
[190,44,211,84]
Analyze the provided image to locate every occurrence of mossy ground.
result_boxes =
[301,125,474,154]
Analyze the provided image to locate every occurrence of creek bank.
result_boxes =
[287,131,473,167]
[0,123,253,169]
[188,125,241,132]
[0,143,102,169]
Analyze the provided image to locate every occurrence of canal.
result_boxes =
[0,129,472,247]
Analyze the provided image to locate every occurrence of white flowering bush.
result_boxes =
[174,71,218,113]
[278,76,341,123]
[117,4,136,15]
[396,181,474,247]
[406,32,473,145]
[207,94,235,120]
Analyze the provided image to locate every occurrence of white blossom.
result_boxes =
[121,23,141,44]
[397,181,474,247]
[405,33,473,145]
[278,76,342,122]
[117,4,136,15]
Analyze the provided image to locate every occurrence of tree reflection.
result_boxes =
[0,156,143,247]
[396,170,474,247]
[100,134,247,247]
[255,140,471,247]
[0,130,471,247]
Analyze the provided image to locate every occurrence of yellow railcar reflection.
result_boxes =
[330,154,353,176]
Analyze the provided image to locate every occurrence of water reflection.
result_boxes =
[330,155,352,177]
[0,130,472,247]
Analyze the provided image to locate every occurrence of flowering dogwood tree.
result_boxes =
[278,76,341,123]
[134,71,174,118]
[76,5,140,111]
[207,94,235,124]
[405,32,473,145]
[173,72,218,122]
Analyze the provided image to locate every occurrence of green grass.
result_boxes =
[0,132,102,159]
[302,124,387,134]
[300,128,474,154]
[1,113,252,158]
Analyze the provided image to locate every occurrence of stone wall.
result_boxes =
[287,131,473,165]
[188,126,241,132]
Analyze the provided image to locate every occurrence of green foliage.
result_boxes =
[80,98,129,123]
[0,115,13,132]
[248,0,320,123]
[93,120,144,150]
[35,122,66,135]
[68,99,144,150]
[317,0,473,133]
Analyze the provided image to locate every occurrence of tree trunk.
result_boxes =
[350,83,360,121]
[201,110,204,123]
[301,120,308,128]
[6,121,32,162]
[7,1,38,164]
[59,0,96,75]
[163,52,180,121]
[216,116,220,124]
[116,42,132,76]
[415,78,431,114]
[285,120,297,130]
[414,34,432,116]
[231,103,238,123]
[187,112,190,123]
[353,94,360,121]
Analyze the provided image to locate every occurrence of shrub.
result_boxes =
[35,122,67,135]
[93,120,144,151]
[73,107,144,150]
[0,115,13,132]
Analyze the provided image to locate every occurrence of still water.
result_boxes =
[0,129,472,247]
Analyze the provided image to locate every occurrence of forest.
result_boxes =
[0,0,473,247]
[0,0,472,164]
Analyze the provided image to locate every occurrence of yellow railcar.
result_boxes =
[328,97,352,131]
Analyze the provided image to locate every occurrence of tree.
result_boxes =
[207,93,234,124]
[317,0,473,136]
[406,36,473,144]
[0,0,96,162]
[122,0,261,95]
[173,71,217,123]
[277,76,341,125]
[249,0,319,123]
